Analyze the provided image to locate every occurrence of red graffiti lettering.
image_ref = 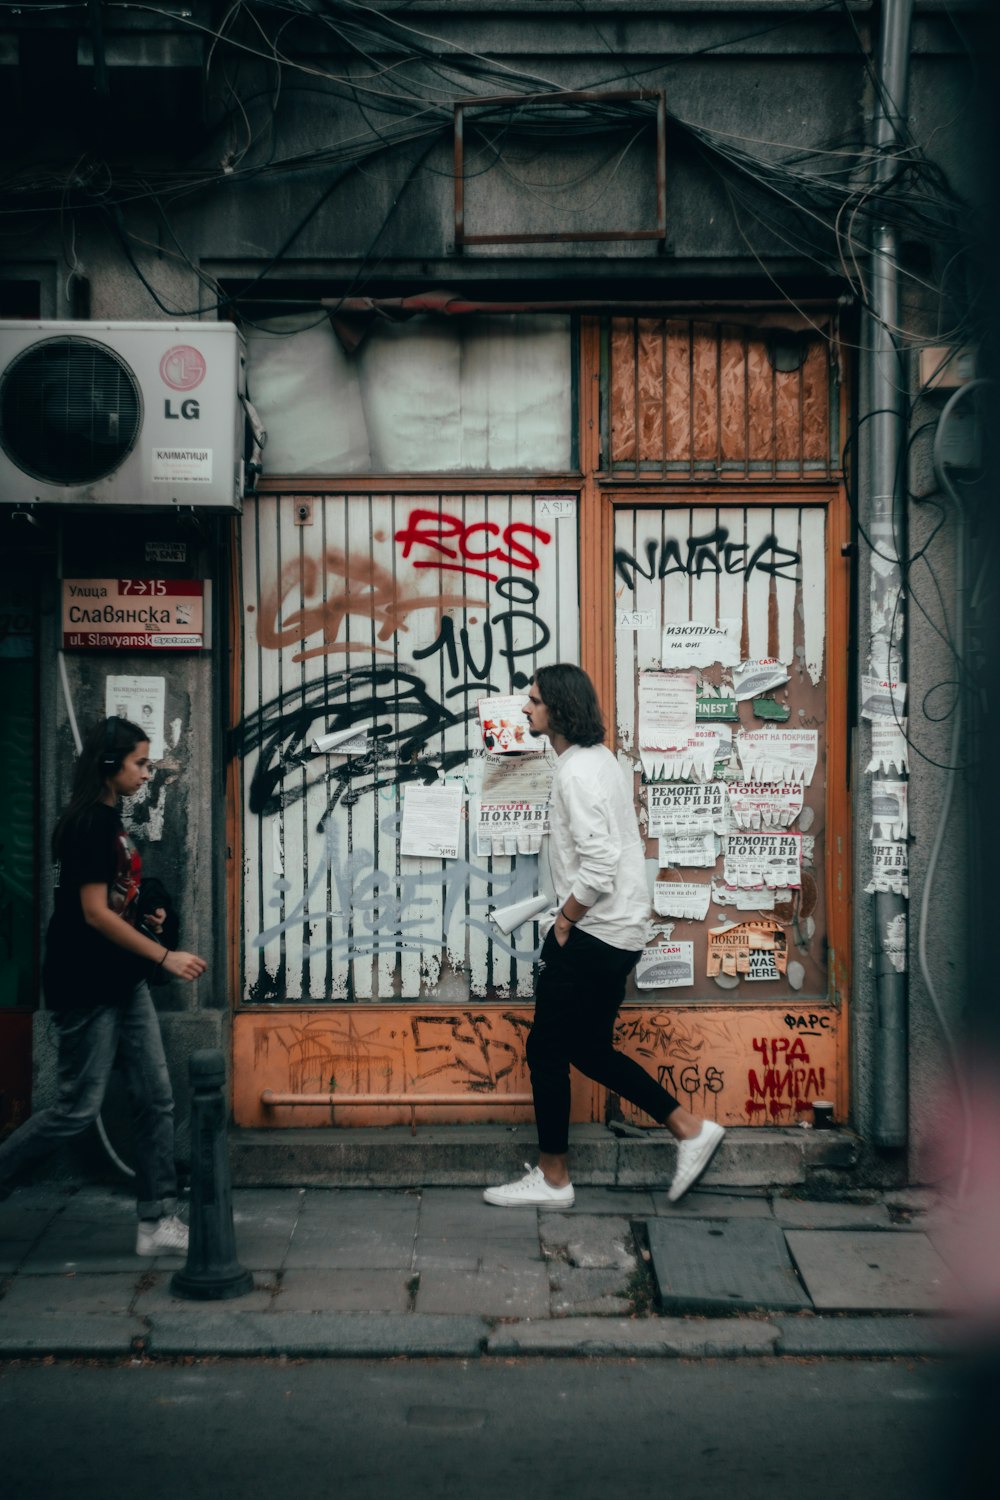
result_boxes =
[752,1036,811,1066]
[394,509,551,582]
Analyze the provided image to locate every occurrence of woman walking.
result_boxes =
[0,717,206,1254]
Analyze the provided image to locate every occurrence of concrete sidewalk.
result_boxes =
[0,1177,969,1361]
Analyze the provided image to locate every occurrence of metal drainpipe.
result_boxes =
[867,0,914,1147]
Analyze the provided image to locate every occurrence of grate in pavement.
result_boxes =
[645,1218,811,1313]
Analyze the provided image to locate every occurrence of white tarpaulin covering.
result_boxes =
[247,314,572,475]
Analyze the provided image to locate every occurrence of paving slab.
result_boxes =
[18,1218,159,1274]
[0,1314,144,1357]
[417,1189,541,1265]
[774,1314,957,1357]
[548,1266,635,1317]
[0,1203,66,1243]
[479,1242,547,1273]
[415,1265,550,1318]
[569,1187,657,1216]
[231,1187,302,1263]
[487,1316,780,1358]
[56,1188,137,1221]
[647,1218,810,1313]
[145,1312,488,1358]
[539,1213,636,1270]
[649,1190,774,1219]
[133,1270,276,1315]
[0,1243,42,1274]
[785,1230,961,1312]
[0,1270,140,1316]
[0,1187,76,1216]
[275,1269,412,1313]
[412,1244,483,1273]
[284,1195,418,1269]
[771,1198,891,1229]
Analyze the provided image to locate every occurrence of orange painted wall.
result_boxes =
[233,1004,838,1130]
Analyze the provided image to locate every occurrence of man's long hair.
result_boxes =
[51,716,146,860]
[533,664,606,747]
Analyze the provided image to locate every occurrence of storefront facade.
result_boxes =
[0,1,983,1183]
[230,310,850,1133]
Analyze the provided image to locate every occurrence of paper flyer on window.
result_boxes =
[736,729,818,784]
[477,695,546,753]
[870,780,908,842]
[726,781,804,830]
[653,880,712,920]
[866,718,909,775]
[731,658,790,701]
[641,728,721,784]
[480,750,554,804]
[712,880,785,910]
[659,830,718,867]
[735,886,777,910]
[861,675,907,721]
[865,841,908,897]
[475,801,549,857]
[706,920,788,979]
[646,780,728,837]
[635,942,695,989]
[638,671,697,751]
[660,621,741,668]
[400,782,464,859]
[105,675,166,761]
[723,832,802,888]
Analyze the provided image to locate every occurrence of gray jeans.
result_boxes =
[0,982,178,1220]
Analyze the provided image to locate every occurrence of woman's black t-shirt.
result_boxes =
[43,804,147,1010]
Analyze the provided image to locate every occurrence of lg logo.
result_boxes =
[164,398,200,420]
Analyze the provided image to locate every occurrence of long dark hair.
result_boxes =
[51,717,147,860]
[533,664,606,747]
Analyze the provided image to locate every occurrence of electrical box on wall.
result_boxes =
[918,345,977,392]
[0,321,262,510]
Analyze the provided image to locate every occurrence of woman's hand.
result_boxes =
[145,907,167,935]
[161,949,207,982]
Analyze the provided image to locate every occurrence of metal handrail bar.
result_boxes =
[260,1090,534,1136]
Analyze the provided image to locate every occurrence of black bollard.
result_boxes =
[170,1049,254,1301]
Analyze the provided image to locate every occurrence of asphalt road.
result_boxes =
[0,1356,988,1500]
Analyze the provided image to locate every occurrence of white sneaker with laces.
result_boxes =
[136,1213,189,1257]
[483,1164,575,1208]
[667,1120,725,1203]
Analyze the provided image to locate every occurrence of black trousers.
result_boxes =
[526,926,680,1155]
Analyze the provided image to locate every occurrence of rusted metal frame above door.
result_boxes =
[255,475,585,495]
[453,91,667,250]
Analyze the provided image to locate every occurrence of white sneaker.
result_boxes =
[483,1164,575,1208]
[667,1121,725,1203]
[136,1214,189,1257]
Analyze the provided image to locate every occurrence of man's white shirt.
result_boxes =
[543,743,651,951]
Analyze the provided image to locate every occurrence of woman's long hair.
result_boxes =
[533,664,606,747]
[51,717,146,860]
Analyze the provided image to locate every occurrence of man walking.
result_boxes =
[484,663,724,1208]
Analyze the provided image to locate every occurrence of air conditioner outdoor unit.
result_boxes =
[0,321,261,510]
